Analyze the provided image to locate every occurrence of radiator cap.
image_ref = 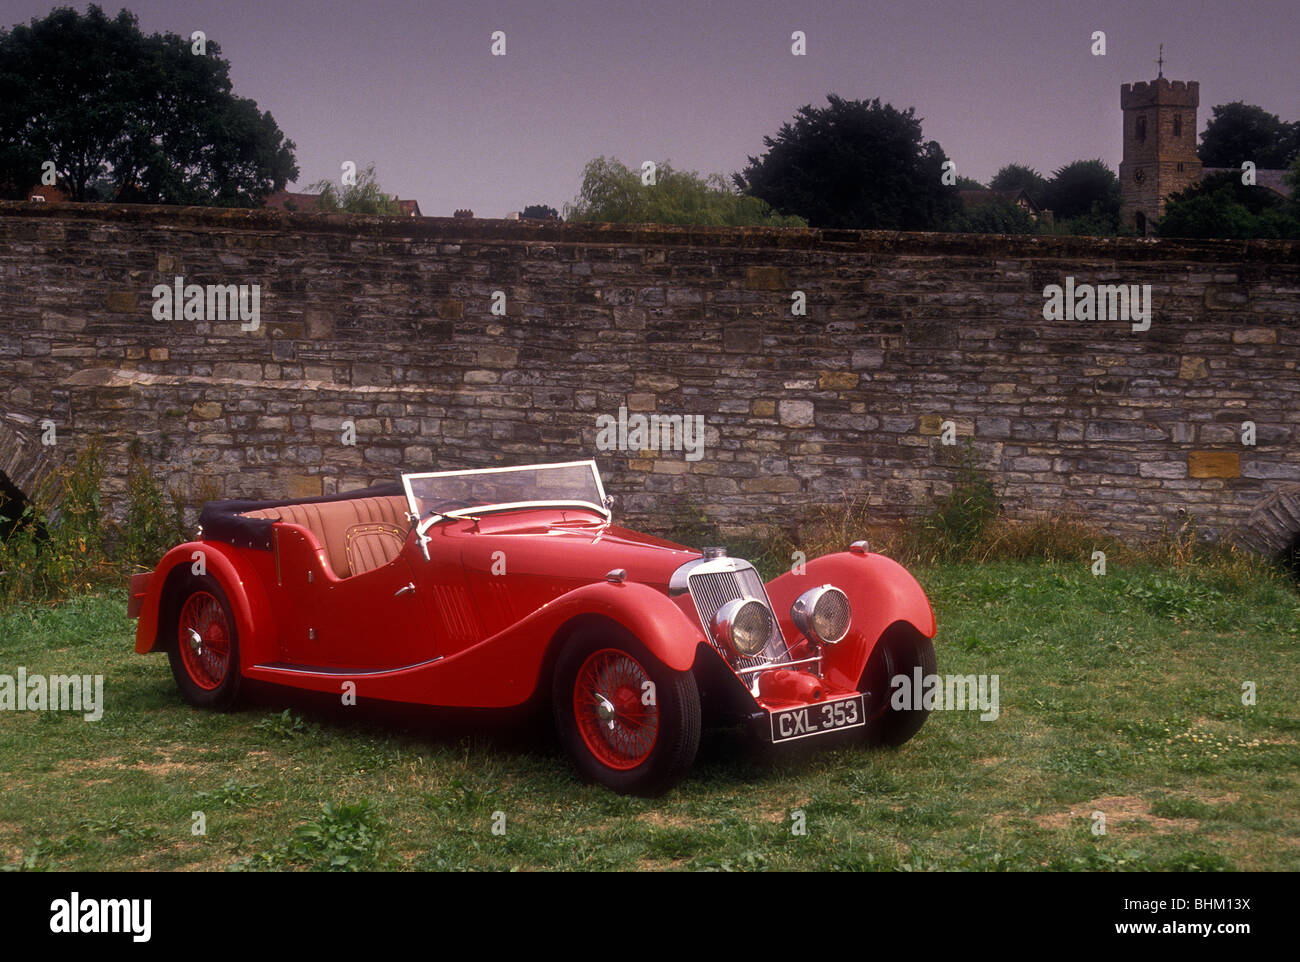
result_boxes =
[702,546,727,559]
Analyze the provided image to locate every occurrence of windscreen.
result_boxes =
[403,461,608,527]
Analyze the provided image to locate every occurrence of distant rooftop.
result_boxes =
[1201,168,1294,198]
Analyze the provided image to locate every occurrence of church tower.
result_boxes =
[1119,60,1202,235]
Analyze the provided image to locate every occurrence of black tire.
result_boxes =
[166,575,242,711]
[552,625,700,796]
[858,625,937,748]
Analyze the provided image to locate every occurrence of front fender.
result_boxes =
[766,551,936,692]
[544,580,707,673]
[132,541,276,668]
[372,579,708,709]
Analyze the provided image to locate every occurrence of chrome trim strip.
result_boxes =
[252,656,444,677]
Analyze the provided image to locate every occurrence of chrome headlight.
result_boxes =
[711,598,773,658]
[791,585,851,645]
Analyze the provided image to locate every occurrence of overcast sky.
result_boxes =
[3,0,1297,216]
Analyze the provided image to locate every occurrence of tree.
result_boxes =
[521,204,559,220]
[1043,159,1120,233]
[732,94,960,230]
[989,164,1049,207]
[0,5,296,204]
[1158,170,1300,239]
[1199,102,1299,170]
[953,175,985,190]
[564,157,806,227]
[308,163,400,215]
[945,198,1036,234]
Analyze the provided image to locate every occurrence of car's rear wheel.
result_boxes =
[167,575,241,711]
[553,627,700,796]
[858,625,936,747]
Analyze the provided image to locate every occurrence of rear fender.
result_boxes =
[766,551,936,692]
[132,541,276,668]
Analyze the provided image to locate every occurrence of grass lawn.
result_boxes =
[1,559,1297,871]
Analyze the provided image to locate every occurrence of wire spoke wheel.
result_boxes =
[553,627,700,796]
[573,648,659,770]
[177,590,232,690]
[167,576,241,710]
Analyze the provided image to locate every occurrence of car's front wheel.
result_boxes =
[858,625,936,748]
[553,627,700,796]
[166,575,241,711]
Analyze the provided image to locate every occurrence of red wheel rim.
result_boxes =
[177,591,232,691]
[573,648,659,770]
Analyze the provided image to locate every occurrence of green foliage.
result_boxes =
[253,709,318,739]
[308,162,401,215]
[989,164,1049,207]
[1158,170,1300,239]
[733,94,960,230]
[913,445,1000,561]
[0,440,108,605]
[424,776,498,813]
[0,5,297,204]
[1150,797,1215,820]
[121,450,189,570]
[1199,102,1300,170]
[77,813,158,842]
[945,197,1036,234]
[1042,159,1121,232]
[195,779,262,808]
[232,801,388,871]
[689,849,770,872]
[565,156,805,227]
[0,438,212,607]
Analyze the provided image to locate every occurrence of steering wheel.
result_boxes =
[422,498,476,520]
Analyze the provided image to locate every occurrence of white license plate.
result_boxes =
[769,694,866,743]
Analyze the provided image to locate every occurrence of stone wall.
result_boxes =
[1,201,1297,547]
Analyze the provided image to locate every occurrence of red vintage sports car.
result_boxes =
[128,460,937,795]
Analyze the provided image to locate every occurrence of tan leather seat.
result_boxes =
[345,522,407,576]
[241,495,409,578]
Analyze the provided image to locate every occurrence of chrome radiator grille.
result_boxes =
[688,563,790,669]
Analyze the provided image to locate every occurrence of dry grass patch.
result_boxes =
[1033,795,1196,834]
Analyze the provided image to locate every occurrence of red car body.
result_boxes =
[129,460,938,795]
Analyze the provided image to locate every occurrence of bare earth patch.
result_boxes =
[0,821,23,862]
[636,856,686,871]
[1033,795,1196,833]
[756,796,811,823]
[54,756,122,774]
[636,809,710,830]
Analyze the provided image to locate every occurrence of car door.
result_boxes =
[273,526,437,670]
[311,540,438,670]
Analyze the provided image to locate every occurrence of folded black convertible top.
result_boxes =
[196,482,405,552]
